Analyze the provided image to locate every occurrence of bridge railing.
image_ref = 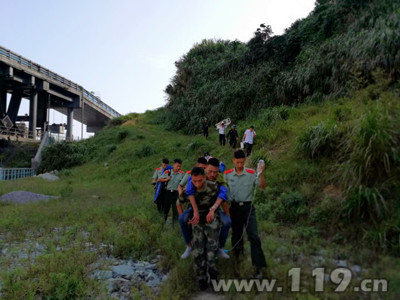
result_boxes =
[0,168,36,181]
[0,45,120,118]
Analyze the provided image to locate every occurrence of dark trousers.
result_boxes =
[244,143,253,156]
[164,190,179,224]
[229,139,237,148]
[219,134,225,145]
[156,191,164,214]
[203,129,208,138]
[230,202,266,269]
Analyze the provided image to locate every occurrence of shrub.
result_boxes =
[339,102,400,190]
[135,145,156,158]
[297,121,340,159]
[39,142,90,173]
[117,129,130,141]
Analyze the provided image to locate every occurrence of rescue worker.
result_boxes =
[178,167,225,290]
[152,158,172,213]
[185,158,231,259]
[224,149,267,278]
[227,124,239,148]
[158,158,185,224]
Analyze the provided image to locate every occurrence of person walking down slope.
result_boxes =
[227,125,239,148]
[159,158,185,225]
[153,158,172,213]
[218,122,226,146]
[202,119,209,139]
[242,126,256,156]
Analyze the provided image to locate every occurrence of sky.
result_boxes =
[1,0,316,138]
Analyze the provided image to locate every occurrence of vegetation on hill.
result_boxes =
[161,0,400,134]
[1,0,400,298]
[0,139,39,168]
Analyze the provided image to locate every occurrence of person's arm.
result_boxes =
[259,172,266,190]
[176,201,184,215]
[188,195,200,225]
[178,184,184,195]
[158,171,170,182]
[206,197,223,223]
[221,202,230,216]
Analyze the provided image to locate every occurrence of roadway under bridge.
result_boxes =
[0,45,121,140]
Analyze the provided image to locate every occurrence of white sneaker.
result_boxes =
[219,248,230,259]
[181,246,192,259]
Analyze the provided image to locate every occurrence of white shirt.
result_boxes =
[244,129,256,144]
[218,125,226,134]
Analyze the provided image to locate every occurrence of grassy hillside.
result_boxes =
[1,81,399,298]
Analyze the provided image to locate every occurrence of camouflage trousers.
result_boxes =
[192,218,220,282]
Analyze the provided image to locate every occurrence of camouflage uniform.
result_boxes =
[178,180,221,282]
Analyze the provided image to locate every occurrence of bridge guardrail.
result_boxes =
[0,45,121,118]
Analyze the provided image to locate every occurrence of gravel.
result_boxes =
[0,191,58,204]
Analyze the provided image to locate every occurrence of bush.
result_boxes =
[339,103,400,190]
[297,121,340,159]
[117,129,130,141]
[135,145,156,158]
[39,142,90,173]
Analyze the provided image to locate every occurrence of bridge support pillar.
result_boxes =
[6,90,22,124]
[0,89,6,118]
[29,89,38,139]
[67,107,74,141]
[37,92,48,134]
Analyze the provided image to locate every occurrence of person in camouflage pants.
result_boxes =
[178,167,227,290]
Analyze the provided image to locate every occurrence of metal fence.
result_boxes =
[0,168,36,181]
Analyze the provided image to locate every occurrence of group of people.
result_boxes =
[202,119,257,156]
[152,149,267,291]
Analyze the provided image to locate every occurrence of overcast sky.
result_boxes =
[1,0,316,137]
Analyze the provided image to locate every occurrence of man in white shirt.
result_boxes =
[242,126,256,156]
[218,122,226,146]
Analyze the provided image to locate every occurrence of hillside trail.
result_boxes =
[189,291,226,300]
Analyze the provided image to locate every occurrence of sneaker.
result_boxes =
[181,246,192,259]
[254,268,263,279]
[219,248,230,259]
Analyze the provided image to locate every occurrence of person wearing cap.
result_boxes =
[224,149,267,278]
[159,158,185,225]
[227,124,239,148]
[218,122,226,146]
[153,158,172,213]
[202,118,209,139]
[242,126,256,156]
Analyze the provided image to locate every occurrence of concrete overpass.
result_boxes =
[0,45,121,140]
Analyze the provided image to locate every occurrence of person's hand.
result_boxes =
[206,210,215,223]
[188,212,200,226]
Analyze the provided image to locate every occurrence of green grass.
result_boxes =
[1,90,399,298]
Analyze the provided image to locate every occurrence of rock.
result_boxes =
[37,173,59,181]
[350,265,361,273]
[0,191,58,204]
[91,270,113,281]
[92,195,100,199]
[145,271,161,288]
[112,264,135,277]
[333,259,347,267]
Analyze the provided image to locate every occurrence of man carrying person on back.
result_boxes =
[183,157,231,259]
[178,167,225,290]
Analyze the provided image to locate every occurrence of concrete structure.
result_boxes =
[0,45,121,140]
